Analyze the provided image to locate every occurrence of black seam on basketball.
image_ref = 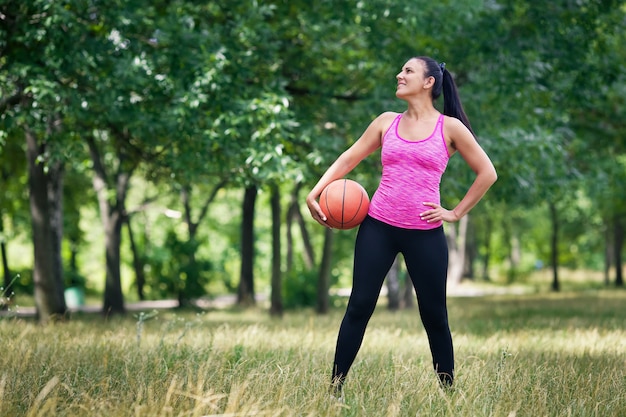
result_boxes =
[324,183,342,227]
[341,179,347,227]
[344,195,364,226]
[324,190,335,223]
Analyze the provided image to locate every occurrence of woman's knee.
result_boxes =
[346,296,377,322]
[419,305,449,331]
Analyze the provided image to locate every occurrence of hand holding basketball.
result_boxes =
[318,179,370,229]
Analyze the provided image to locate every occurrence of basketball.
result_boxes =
[319,179,370,230]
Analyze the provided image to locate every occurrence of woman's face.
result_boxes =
[396,58,430,98]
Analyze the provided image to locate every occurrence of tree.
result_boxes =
[0,0,79,321]
[386,258,401,311]
[455,0,625,288]
[238,185,257,306]
[3,0,625,315]
[69,0,241,312]
[316,228,334,314]
[25,126,67,321]
[269,184,283,316]
[86,134,134,314]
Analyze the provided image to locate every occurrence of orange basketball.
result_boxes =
[319,179,370,230]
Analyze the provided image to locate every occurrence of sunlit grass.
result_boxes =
[1,290,625,416]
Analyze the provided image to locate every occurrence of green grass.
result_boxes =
[1,290,625,416]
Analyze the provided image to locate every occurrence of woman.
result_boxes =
[306,56,497,394]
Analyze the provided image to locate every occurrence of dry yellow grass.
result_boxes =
[1,289,624,416]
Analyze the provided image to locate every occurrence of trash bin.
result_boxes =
[64,287,85,308]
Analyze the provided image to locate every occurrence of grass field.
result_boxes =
[1,289,625,416]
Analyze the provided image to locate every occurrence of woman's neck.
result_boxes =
[403,101,439,120]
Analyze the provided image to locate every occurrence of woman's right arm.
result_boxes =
[306,112,395,226]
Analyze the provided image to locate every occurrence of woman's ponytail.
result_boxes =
[415,56,475,137]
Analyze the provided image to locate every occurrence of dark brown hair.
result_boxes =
[414,56,474,137]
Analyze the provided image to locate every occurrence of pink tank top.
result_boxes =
[368,113,450,230]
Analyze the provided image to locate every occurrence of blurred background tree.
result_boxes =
[1,0,624,322]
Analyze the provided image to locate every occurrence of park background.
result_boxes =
[1,1,626,416]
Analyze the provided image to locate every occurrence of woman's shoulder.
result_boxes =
[442,115,476,151]
[442,115,470,136]
[442,114,463,126]
[373,111,401,129]
[378,111,402,121]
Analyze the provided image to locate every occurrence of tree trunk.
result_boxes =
[1,213,13,310]
[1,213,11,285]
[286,182,315,273]
[25,127,66,322]
[316,227,334,314]
[287,183,306,273]
[179,180,226,305]
[286,197,295,275]
[549,202,560,292]
[614,215,624,287]
[290,182,315,269]
[179,187,199,306]
[296,204,315,268]
[481,218,492,281]
[238,185,257,306]
[604,223,612,286]
[87,135,130,315]
[48,160,65,302]
[447,215,468,286]
[126,216,146,301]
[102,206,126,314]
[386,257,401,311]
[464,218,476,280]
[403,270,414,309]
[270,184,283,317]
[511,235,521,276]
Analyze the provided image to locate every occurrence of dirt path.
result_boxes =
[1,282,528,319]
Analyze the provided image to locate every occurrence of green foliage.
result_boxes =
[0,274,19,310]
[140,230,212,300]
[282,268,319,309]
[0,132,28,228]
[63,268,86,289]
[2,269,33,294]
[1,0,626,308]
[482,127,578,206]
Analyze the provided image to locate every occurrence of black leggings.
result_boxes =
[332,215,454,386]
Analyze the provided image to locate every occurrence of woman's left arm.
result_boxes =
[420,116,497,224]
